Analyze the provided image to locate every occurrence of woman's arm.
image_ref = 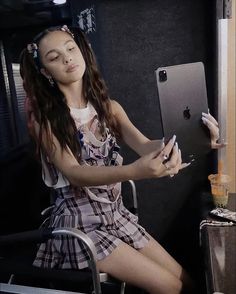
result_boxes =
[33,120,184,187]
[111,100,164,156]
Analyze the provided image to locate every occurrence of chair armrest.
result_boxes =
[0,227,102,294]
[128,180,138,214]
[0,227,98,269]
[51,227,101,294]
[41,205,55,216]
[122,180,138,215]
[0,228,53,246]
[51,227,97,268]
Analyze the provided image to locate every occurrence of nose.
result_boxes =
[64,54,72,64]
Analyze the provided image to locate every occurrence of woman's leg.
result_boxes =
[138,233,195,292]
[97,241,183,294]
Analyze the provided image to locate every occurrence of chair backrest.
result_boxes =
[122,180,138,215]
[0,145,138,294]
[0,142,51,235]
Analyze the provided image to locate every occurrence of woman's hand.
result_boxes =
[132,135,190,180]
[202,111,227,149]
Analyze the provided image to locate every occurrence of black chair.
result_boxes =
[0,144,138,294]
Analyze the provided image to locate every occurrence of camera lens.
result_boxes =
[159,70,167,82]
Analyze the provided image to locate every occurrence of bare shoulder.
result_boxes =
[110,99,127,118]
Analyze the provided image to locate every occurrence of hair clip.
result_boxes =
[61,25,74,38]
[27,43,38,59]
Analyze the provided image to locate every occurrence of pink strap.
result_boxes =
[89,116,99,133]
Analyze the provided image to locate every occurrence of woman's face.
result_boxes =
[38,30,86,85]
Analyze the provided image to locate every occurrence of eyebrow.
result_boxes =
[45,39,74,58]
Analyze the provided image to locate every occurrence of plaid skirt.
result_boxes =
[33,185,150,270]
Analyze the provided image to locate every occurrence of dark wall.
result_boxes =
[82,1,216,233]
[71,0,216,280]
[0,0,216,285]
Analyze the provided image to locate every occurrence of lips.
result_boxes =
[66,64,79,72]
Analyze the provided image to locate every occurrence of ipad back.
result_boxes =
[155,62,211,162]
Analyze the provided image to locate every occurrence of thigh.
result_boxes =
[139,233,194,289]
[139,233,183,279]
[97,240,183,294]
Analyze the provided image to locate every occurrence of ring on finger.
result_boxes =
[162,154,169,164]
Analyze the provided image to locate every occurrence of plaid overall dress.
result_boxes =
[33,102,149,269]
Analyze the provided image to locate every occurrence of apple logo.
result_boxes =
[183,106,191,120]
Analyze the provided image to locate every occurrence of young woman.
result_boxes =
[20,25,222,294]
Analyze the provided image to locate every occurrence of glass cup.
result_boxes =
[208,174,231,208]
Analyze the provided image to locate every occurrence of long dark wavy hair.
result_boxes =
[20,25,121,160]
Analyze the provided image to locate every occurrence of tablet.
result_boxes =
[155,62,211,162]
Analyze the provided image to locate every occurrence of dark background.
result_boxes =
[0,0,218,289]
[70,1,217,276]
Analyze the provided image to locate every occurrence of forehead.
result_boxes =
[38,30,75,52]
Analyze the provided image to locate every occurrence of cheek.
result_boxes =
[80,61,86,75]
[77,51,86,68]
[76,54,86,77]
[44,64,58,75]
[46,64,64,80]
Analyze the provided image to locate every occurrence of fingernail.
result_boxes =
[172,135,176,142]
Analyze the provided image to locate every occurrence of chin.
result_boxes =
[70,70,85,80]
[63,74,84,84]
[69,76,84,84]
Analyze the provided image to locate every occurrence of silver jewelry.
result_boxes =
[48,76,54,86]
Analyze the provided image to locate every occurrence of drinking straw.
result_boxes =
[215,160,223,195]
[218,159,223,179]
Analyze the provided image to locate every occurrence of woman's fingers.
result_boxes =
[166,142,179,169]
[202,116,219,139]
[135,136,190,179]
[166,146,180,177]
[202,113,227,149]
[181,162,191,169]
[212,141,228,149]
[202,115,218,130]
[202,111,218,126]
[160,135,176,160]
[145,135,192,179]
[160,137,177,176]
[161,142,190,177]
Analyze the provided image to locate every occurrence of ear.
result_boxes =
[40,68,51,79]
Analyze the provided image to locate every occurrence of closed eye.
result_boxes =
[49,55,59,61]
